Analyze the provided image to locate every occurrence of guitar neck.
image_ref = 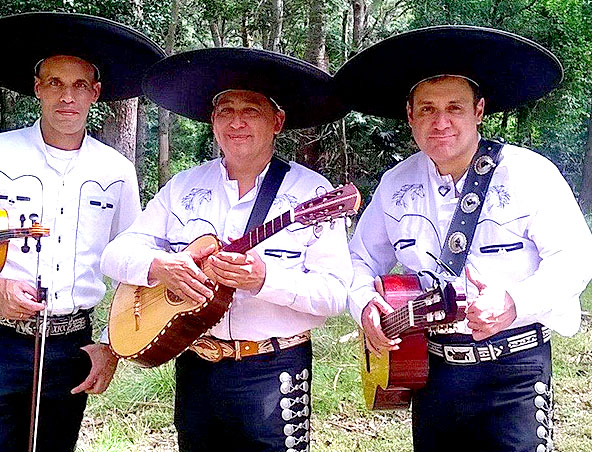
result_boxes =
[380,290,442,339]
[381,304,416,339]
[0,229,38,242]
[223,211,294,254]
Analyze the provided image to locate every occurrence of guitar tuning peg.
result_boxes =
[329,220,335,230]
[29,213,39,224]
[20,214,26,228]
[21,237,30,253]
[346,217,352,228]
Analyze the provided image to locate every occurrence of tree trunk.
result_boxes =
[351,0,365,54]
[241,14,250,47]
[209,19,224,47]
[337,118,349,184]
[158,107,171,188]
[135,97,148,199]
[579,100,592,213]
[304,0,327,71]
[95,99,138,163]
[297,0,328,173]
[341,10,349,65]
[0,88,7,131]
[269,0,283,52]
[158,0,179,187]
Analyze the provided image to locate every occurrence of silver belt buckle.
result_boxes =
[442,345,478,364]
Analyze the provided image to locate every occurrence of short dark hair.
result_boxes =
[35,56,100,83]
[407,75,482,109]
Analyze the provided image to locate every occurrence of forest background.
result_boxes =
[1,0,591,451]
[2,0,592,210]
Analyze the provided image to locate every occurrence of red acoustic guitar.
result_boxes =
[109,183,362,367]
[360,273,465,410]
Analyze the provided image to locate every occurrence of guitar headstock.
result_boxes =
[413,282,466,329]
[293,183,361,226]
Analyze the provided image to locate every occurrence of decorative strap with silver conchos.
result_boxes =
[438,138,503,277]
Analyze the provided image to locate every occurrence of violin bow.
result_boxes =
[25,217,48,452]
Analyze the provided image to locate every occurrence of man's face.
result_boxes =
[407,76,484,176]
[211,90,285,165]
[34,55,101,146]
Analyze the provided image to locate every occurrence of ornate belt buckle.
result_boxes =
[442,345,478,364]
[192,337,224,362]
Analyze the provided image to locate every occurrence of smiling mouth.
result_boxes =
[56,110,79,116]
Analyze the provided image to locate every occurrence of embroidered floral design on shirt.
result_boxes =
[486,185,510,209]
[182,188,212,211]
[273,194,299,209]
[393,184,424,207]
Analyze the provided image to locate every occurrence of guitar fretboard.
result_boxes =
[223,211,293,254]
[381,301,423,339]
[380,291,443,339]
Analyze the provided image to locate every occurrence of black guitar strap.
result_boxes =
[438,138,503,277]
[244,156,290,234]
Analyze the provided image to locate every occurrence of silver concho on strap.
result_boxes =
[474,155,496,175]
[460,192,481,214]
[447,231,467,254]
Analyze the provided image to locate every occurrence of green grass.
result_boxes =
[77,285,592,451]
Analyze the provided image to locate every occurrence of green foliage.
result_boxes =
[3,0,590,204]
[403,0,592,195]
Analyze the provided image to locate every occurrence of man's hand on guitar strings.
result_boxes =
[0,278,45,320]
[465,267,517,341]
[148,245,216,305]
[361,296,401,356]
[207,250,266,293]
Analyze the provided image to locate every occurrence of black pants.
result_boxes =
[175,341,312,452]
[412,328,553,452]
[0,325,92,452]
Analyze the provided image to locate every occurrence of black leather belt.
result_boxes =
[0,309,92,337]
[428,324,551,365]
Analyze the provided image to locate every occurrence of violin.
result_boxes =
[0,209,50,271]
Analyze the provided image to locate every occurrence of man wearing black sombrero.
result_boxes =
[340,26,592,451]
[0,12,164,451]
[101,48,353,451]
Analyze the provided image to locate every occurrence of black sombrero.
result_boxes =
[335,25,563,119]
[0,12,166,101]
[142,48,349,130]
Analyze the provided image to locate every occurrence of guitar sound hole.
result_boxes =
[165,289,186,306]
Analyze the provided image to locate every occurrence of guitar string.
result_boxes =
[381,298,437,337]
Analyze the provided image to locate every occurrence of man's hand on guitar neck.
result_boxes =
[465,267,517,341]
[0,278,45,320]
[361,276,402,356]
[148,245,217,305]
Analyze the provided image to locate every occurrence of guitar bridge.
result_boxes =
[134,289,141,331]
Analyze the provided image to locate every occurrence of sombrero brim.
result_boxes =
[0,12,166,101]
[142,48,349,130]
[335,25,563,119]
